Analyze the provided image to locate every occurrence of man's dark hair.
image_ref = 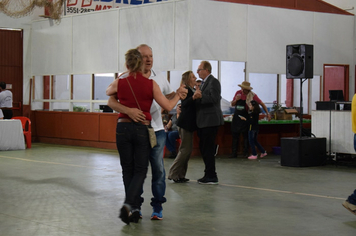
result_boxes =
[0,82,6,90]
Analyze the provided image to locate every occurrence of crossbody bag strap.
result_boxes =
[125,77,142,111]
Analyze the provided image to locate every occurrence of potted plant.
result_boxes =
[272,101,283,120]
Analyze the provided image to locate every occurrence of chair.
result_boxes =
[12,116,31,149]
[163,138,181,158]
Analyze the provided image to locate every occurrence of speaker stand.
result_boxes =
[299,78,307,137]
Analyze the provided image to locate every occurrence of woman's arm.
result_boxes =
[106,79,118,96]
[153,81,182,112]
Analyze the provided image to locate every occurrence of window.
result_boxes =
[249,73,278,112]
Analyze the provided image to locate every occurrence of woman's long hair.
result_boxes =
[181,70,193,87]
[125,49,143,73]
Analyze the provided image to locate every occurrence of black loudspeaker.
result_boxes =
[286,44,313,78]
[281,137,326,167]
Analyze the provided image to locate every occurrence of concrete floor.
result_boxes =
[1,143,356,236]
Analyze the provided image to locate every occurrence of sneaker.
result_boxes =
[248,155,258,160]
[151,206,163,220]
[197,177,205,183]
[342,200,356,215]
[198,177,219,185]
[260,152,267,158]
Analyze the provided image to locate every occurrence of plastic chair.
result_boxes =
[12,116,31,149]
[163,138,181,158]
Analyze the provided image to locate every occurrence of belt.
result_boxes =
[118,117,150,126]
[1,107,12,110]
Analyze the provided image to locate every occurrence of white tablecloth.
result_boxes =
[0,120,25,150]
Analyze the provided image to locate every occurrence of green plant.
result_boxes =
[272,101,282,112]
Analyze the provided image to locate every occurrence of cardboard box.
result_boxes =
[277,109,298,120]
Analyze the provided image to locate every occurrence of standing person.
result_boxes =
[106,48,183,225]
[0,82,13,119]
[342,93,356,215]
[232,81,270,119]
[243,100,267,160]
[164,104,181,159]
[168,71,198,183]
[230,81,270,158]
[230,95,249,158]
[107,44,187,221]
[193,61,224,185]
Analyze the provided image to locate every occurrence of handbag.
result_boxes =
[126,78,157,148]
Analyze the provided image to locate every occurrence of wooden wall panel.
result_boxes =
[99,114,117,142]
[0,29,23,114]
[61,112,99,141]
[35,111,307,156]
[35,111,62,138]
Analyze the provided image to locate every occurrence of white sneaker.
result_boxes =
[342,200,356,215]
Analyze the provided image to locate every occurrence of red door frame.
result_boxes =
[323,64,349,101]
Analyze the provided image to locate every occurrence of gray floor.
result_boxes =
[1,143,356,236]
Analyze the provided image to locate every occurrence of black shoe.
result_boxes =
[198,177,218,185]
[119,205,131,225]
[173,178,183,183]
[129,211,141,223]
[197,176,206,182]
[181,178,190,182]
[173,178,189,183]
[169,152,177,159]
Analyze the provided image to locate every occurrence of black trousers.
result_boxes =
[231,130,249,155]
[2,109,13,119]
[115,122,150,210]
[197,126,219,178]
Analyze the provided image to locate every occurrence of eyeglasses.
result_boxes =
[197,69,205,72]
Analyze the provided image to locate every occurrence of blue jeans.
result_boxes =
[149,130,167,209]
[116,122,150,210]
[348,189,356,205]
[248,130,265,156]
[165,130,180,153]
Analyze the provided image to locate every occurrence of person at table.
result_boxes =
[194,78,202,90]
[164,103,181,159]
[0,82,13,119]
[106,48,186,225]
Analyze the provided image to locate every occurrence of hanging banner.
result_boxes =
[66,0,169,15]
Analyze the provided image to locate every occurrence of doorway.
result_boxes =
[323,64,349,101]
[0,29,23,116]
